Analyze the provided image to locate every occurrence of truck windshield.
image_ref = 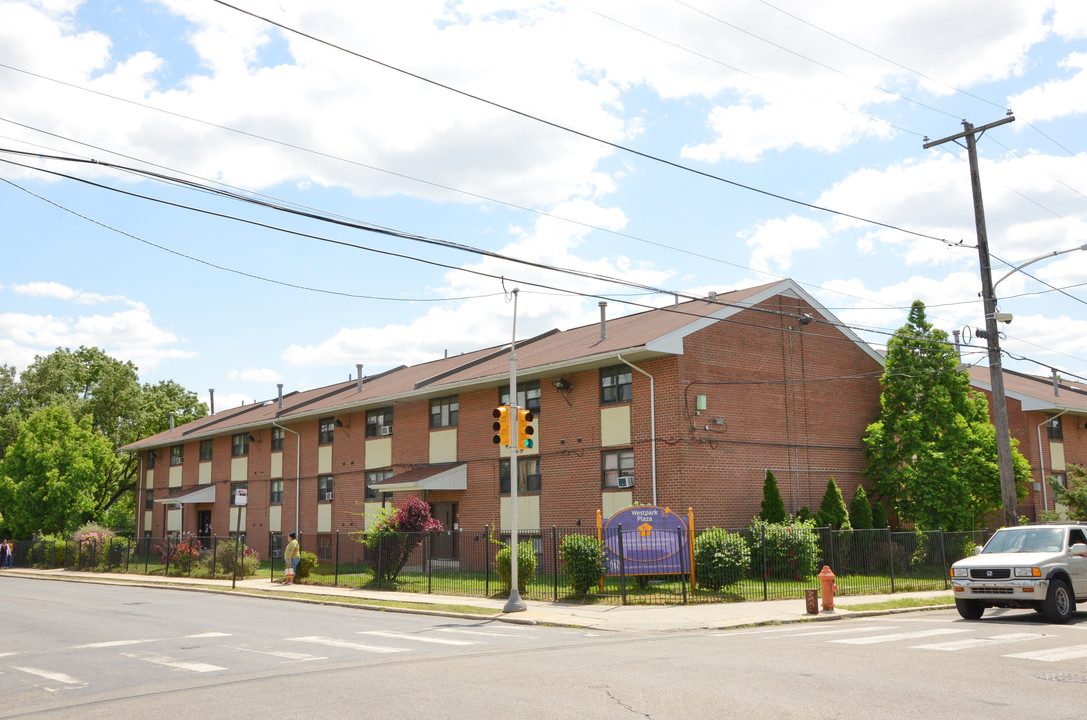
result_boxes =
[983,528,1063,554]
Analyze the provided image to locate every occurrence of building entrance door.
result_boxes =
[196,510,212,538]
[428,502,459,562]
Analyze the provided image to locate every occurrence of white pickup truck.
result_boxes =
[950,523,1087,623]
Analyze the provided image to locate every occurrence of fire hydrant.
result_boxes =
[819,565,837,611]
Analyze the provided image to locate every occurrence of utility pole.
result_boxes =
[924,115,1019,527]
[503,288,527,613]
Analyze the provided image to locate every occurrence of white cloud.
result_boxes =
[228,366,284,384]
[10,281,126,305]
[742,215,828,273]
[1008,52,1087,123]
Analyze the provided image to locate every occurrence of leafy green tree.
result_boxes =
[863,301,1030,531]
[815,477,851,529]
[0,406,119,537]
[871,500,889,529]
[849,485,873,530]
[758,469,787,523]
[1051,464,1087,521]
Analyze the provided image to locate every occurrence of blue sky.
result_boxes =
[2,0,1086,410]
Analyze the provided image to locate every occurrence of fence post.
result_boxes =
[761,525,768,602]
[334,531,340,587]
[551,526,559,602]
[677,527,688,605]
[484,525,491,596]
[938,529,949,590]
[164,536,172,578]
[886,527,895,594]
[376,531,384,588]
[187,535,195,577]
[617,523,627,605]
[427,531,434,595]
[143,538,149,574]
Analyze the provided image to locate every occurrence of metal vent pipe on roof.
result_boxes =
[277,383,284,410]
[209,388,214,414]
[599,301,607,341]
[357,364,364,392]
[169,411,175,431]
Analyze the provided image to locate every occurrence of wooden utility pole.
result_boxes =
[924,115,1018,527]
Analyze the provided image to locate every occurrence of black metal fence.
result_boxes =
[5,525,988,605]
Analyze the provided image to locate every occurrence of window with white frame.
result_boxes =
[231,433,249,457]
[1048,416,1064,441]
[199,439,213,462]
[270,479,283,504]
[429,396,459,429]
[319,417,335,445]
[602,449,634,489]
[271,427,284,452]
[500,457,541,494]
[600,365,632,404]
[500,381,541,415]
[366,469,393,502]
[318,474,334,502]
[170,445,184,466]
[366,407,394,437]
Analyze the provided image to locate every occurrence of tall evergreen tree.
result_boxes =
[815,477,850,529]
[849,485,873,530]
[759,469,787,523]
[863,301,1030,530]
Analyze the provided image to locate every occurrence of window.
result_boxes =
[145,489,154,511]
[231,482,248,505]
[366,407,394,437]
[231,433,249,457]
[147,450,156,469]
[200,439,213,462]
[1047,416,1064,441]
[366,469,393,502]
[600,365,632,404]
[318,474,334,502]
[270,479,283,504]
[500,381,541,415]
[1051,472,1067,489]
[170,445,184,466]
[319,417,335,445]
[430,396,459,429]
[1070,529,1087,547]
[271,427,284,452]
[500,457,542,494]
[317,534,333,561]
[602,449,634,489]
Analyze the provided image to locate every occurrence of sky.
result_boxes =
[1,0,1086,412]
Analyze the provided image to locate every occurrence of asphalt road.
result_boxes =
[4,577,1087,719]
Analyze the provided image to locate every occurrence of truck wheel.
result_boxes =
[1042,579,1073,624]
[955,598,984,620]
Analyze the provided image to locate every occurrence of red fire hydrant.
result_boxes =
[819,565,837,611]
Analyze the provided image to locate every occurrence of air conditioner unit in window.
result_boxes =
[616,476,634,488]
[380,425,392,436]
[324,491,334,501]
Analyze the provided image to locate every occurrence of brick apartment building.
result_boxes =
[120,278,889,560]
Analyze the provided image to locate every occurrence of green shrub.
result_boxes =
[849,486,873,530]
[871,501,888,529]
[29,535,65,568]
[295,551,318,580]
[208,540,260,577]
[815,477,850,530]
[759,470,787,523]
[559,533,607,595]
[495,539,537,593]
[694,528,750,590]
[748,518,819,580]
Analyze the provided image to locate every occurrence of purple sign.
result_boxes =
[602,506,689,576]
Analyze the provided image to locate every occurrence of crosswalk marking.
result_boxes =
[1004,644,1087,662]
[73,640,151,649]
[913,633,1046,651]
[777,626,898,638]
[122,652,226,673]
[288,636,406,654]
[359,631,476,646]
[13,667,84,685]
[436,628,534,638]
[186,632,231,638]
[832,628,967,645]
[227,646,326,661]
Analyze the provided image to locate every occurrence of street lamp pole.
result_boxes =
[925,116,1019,527]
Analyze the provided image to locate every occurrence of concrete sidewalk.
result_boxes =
[0,567,954,632]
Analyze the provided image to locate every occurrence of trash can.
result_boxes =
[805,588,819,615]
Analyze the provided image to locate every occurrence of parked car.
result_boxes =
[950,523,1087,623]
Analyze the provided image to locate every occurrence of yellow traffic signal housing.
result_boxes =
[492,406,511,445]
[517,409,535,449]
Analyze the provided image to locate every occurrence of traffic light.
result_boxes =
[517,409,535,449]
[492,406,511,445]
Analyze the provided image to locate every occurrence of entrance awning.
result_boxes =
[154,485,216,505]
[369,463,467,492]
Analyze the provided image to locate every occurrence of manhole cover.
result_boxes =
[1036,672,1087,683]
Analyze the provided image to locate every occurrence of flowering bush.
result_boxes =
[72,524,117,569]
[155,536,203,574]
[363,497,443,583]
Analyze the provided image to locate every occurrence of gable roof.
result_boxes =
[123,278,881,451]
[968,366,1087,414]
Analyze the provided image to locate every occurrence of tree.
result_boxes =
[871,500,889,529]
[0,347,207,532]
[863,301,1030,531]
[0,406,119,537]
[815,477,850,530]
[759,469,787,523]
[1051,464,1087,521]
[849,485,873,530]
[363,497,443,582]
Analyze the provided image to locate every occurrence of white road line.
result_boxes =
[227,646,326,661]
[73,640,152,649]
[359,631,476,646]
[436,628,536,638]
[1004,644,1087,662]
[914,633,1046,651]
[0,652,18,658]
[122,652,225,673]
[13,667,84,685]
[832,629,967,645]
[775,626,899,638]
[287,636,407,654]
[185,632,231,638]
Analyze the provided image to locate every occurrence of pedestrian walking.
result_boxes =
[1,540,11,569]
[283,532,299,585]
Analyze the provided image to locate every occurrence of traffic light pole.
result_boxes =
[503,288,527,613]
[924,115,1019,527]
